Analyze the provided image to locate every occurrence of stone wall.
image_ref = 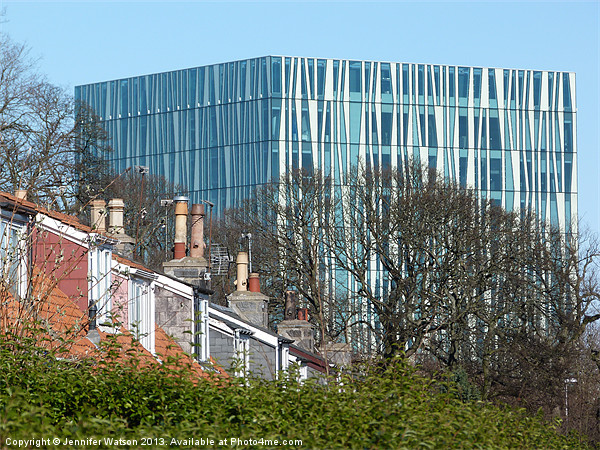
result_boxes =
[209,327,235,371]
[154,285,193,354]
[277,320,314,352]
[249,339,277,380]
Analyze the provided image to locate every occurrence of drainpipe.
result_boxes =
[89,303,97,330]
[190,203,205,258]
[173,196,189,259]
[86,302,101,345]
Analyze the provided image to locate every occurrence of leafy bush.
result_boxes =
[0,338,590,449]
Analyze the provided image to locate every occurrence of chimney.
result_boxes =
[107,198,135,259]
[162,197,208,286]
[173,196,189,259]
[234,252,249,291]
[248,273,261,293]
[90,199,106,233]
[228,252,268,328]
[284,290,297,321]
[277,290,315,352]
[15,189,27,200]
[190,203,205,258]
[107,198,125,234]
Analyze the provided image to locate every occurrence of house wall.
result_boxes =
[249,339,277,380]
[32,228,88,313]
[208,327,277,379]
[111,274,128,326]
[306,366,327,382]
[154,285,193,354]
[209,326,235,371]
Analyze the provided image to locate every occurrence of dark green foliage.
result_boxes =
[0,339,588,449]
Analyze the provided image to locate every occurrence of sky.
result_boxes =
[1,0,599,235]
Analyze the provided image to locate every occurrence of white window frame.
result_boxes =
[88,241,112,328]
[234,331,250,378]
[128,277,155,355]
[195,297,209,362]
[279,344,290,373]
[0,216,28,298]
[299,364,308,381]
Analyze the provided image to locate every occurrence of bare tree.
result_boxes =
[484,226,600,407]
[0,33,111,213]
[325,165,508,359]
[222,170,346,345]
[221,161,600,417]
[330,164,600,404]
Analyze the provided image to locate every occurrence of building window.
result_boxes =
[490,152,502,191]
[89,244,112,326]
[234,331,250,377]
[0,217,27,298]
[349,61,361,101]
[129,278,155,354]
[194,295,209,362]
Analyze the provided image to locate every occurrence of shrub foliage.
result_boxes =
[0,337,589,449]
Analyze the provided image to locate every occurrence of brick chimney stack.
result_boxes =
[277,290,315,352]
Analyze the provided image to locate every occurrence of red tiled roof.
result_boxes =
[113,253,150,272]
[154,325,225,379]
[0,269,88,352]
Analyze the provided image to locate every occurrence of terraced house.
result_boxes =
[0,191,327,378]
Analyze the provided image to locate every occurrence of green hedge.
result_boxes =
[0,340,589,449]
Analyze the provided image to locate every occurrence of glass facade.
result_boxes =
[75,56,577,230]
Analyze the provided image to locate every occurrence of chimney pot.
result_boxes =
[248,273,260,292]
[235,252,249,291]
[284,290,297,321]
[191,203,204,216]
[107,198,125,234]
[190,203,205,258]
[15,189,27,200]
[297,308,308,321]
[173,196,189,259]
[90,199,107,233]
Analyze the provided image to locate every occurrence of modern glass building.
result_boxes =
[75,56,577,229]
[76,57,577,353]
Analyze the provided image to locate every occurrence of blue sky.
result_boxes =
[1,0,599,234]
